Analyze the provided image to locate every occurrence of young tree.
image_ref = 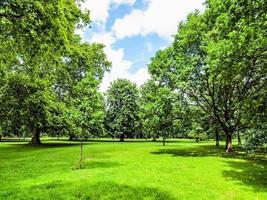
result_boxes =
[72,78,106,168]
[105,79,140,142]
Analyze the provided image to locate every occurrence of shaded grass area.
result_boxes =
[0,139,266,200]
[151,144,267,192]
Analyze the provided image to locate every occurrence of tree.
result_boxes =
[0,1,110,145]
[70,77,106,168]
[52,40,110,141]
[149,0,266,152]
[155,86,174,146]
[105,79,140,142]
[0,0,90,144]
[139,80,160,141]
[140,80,175,145]
[0,72,55,144]
[202,0,266,152]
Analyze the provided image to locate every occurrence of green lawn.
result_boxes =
[0,139,266,200]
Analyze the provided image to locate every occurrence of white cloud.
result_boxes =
[80,0,136,25]
[89,32,150,92]
[112,0,205,40]
[82,0,205,92]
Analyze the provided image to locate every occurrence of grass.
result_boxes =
[0,138,266,200]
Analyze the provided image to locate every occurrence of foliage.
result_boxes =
[188,122,206,143]
[148,0,267,151]
[105,79,140,141]
[140,80,175,145]
[0,0,110,144]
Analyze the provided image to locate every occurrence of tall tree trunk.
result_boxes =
[237,132,242,146]
[225,134,233,153]
[120,135,124,142]
[57,135,59,140]
[0,135,1,142]
[29,126,41,145]
[79,138,83,169]
[163,137,166,146]
[215,129,219,146]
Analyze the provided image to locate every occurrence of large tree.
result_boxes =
[105,79,140,141]
[149,0,266,152]
[0,0,110,144]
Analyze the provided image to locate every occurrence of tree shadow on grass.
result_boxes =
[151,145,267,160]
[86,139,182,144]
[222,159,267,192]
[8,142,94,149]
[1,138,29,142]
[151,144,267,191]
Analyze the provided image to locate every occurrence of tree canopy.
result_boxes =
[0,0,110,144]
[105,79,140,141]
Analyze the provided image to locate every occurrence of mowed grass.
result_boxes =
[0,139,266,200]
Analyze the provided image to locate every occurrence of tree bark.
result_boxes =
[0,135,1,142]
[225,134,233,153]
[237,132,242,146]
[215,129,219,146]
[29,126,41,145]
[119,135,124,142]
[163,137,166,146]
[79,138,83,169]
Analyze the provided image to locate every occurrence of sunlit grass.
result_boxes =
[0,139,266,200]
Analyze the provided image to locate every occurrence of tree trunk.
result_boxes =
[120,135,124,142]
[79,138,83,169]
[29,126,41,145]
[215,129,219,146]
[163,137,166,146]
[225,134,233,153]
[69,135,74,141]
[237,132,242,146]
[0,135,1,142]
[57,135,59,140]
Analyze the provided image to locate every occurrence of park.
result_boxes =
[0,138,266,199]
[0,0,266,199]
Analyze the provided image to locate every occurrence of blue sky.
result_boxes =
[78,0,205,92]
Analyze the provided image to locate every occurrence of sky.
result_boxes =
[78,0,205,92]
